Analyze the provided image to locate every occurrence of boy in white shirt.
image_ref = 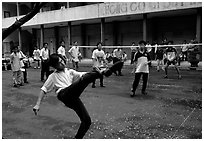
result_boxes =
[57,41,67,61]
[33,53,123,139]
[91,42,107,88]
[68,41,80,70]
[130,40,151,97]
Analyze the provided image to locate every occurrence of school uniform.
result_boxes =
[112,48,124,75]
[91,49,106,87]
[41,62,122,139]
[68,46,80,70]
[10,52,22,86]
[40,47,50,81]
[33,49,41,68]
[165,47,177,65]
[132,50,150,95]
[57,46,66,59]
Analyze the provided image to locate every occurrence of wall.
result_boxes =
[2,3,17,18]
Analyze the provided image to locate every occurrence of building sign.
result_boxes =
[99,2,202,17]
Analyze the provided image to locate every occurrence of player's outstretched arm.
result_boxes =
[33,90,46,115]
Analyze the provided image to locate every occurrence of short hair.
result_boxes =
[138,40,147,45]
[48,53,66,68]
[96,42,102,47]
[43,43,48,46]
[12,46,18,51]
[60,40,65,44]
[168,41,174,44]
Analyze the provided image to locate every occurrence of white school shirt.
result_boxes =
[113,49,123,59]
[134,51,150,73]
[33,49,41,60]
[40,48,49,60]
[57,46,66,57]
[41,68,87,94]
[68,46,79,62]
[92,49,106,67]
[10,52,21,71]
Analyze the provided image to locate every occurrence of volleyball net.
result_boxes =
[79,43,202,49]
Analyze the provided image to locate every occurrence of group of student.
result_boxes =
[10,39,184,139]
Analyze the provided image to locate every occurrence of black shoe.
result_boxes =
[24,81,29,83]
[142,91,147,95]
[100,85,105,87]
[18,83,24,86]
[164,75,168,79]
[13,84,20,88]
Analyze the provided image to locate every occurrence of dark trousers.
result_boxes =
[132,73,148,93]
[92,67,104,86]
[112,57,124,75]
[23,68,27,83]
[72,60,79,70]
[130,51,136,64]
[41,60,50,81]
[57,71,101,139]
[56,61,123,138]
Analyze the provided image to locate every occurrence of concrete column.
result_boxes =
[112,21,118,46]
[17,2,22,49]
[32,28,37,48]
[16,2,20,16]
[54,26,59,52]
[143,14,147,41]
[67,2,70,8]
[81,24,86,57]
[67,22,72,48]
[40,24,44,48]
[101,18,105,44]
[196,8,201,43]
[18,27,22,50]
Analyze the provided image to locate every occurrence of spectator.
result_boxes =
[112,46,124,76]
[10,46,23,87]
[33,46,41,69]
[40,43,50,82]
[68,41,80,70]
[91,42,107,88]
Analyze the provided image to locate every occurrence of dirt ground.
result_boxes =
[2,64,202,139]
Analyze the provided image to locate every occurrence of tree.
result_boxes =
[2,2,46,41]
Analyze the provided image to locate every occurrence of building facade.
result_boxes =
[2,2,202,58]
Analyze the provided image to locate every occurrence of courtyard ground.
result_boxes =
[2,62,202,139]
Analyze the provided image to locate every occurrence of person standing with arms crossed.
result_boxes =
[68,41,80,71]
[32,53,123,139]
[40,43,50,82]
[130,40,151,97]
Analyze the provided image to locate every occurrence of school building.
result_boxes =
[2,2,202,58]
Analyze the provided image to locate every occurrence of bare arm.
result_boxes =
[33,90,46,115]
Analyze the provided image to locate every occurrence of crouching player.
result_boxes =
[33,53,122,139]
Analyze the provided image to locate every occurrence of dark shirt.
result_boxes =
[156,48,164,60]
